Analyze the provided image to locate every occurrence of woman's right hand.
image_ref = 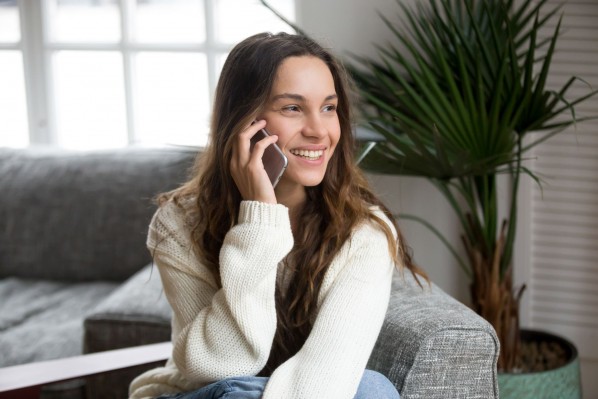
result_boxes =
[230,120,279,204]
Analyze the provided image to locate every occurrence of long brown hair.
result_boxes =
[161,32,427,375]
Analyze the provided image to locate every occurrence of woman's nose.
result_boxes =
[303,114,327,139]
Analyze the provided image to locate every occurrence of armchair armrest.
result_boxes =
[0,342,171,399]
[367,273,499,399]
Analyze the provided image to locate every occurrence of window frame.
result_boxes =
[10,0,297,147]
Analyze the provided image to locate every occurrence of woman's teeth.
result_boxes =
[290,149,324,160]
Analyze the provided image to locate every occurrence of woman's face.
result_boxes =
[258,55,341,191]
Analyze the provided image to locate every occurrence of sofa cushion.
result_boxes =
[0,147,196,282]
[0,277,118,366]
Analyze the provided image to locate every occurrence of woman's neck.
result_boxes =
[275,181,306,231]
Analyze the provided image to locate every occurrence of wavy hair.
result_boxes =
[160,32,427,375]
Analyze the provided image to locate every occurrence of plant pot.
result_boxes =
[498,329,581,399]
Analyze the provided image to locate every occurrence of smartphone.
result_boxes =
[249,128,288,188]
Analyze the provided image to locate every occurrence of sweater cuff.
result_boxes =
[238,201,290,228]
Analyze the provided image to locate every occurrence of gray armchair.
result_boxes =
[83,263,499,399]
[0,147,498,399]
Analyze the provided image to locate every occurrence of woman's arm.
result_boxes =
[262,216,396,399]
[149,200,293,384]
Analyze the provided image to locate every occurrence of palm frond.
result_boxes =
[349,0,597,278]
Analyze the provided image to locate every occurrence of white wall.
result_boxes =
[296,0,469,302]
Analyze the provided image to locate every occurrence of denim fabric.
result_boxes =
[155,369,400,399]
[155,376,268,399]
[355,370,401,399]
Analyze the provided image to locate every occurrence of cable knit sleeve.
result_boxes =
[148,200,293,385]
[261,212,396,399]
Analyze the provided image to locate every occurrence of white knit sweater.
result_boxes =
[129,200,396,399]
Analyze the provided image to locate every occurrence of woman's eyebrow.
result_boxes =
[270,93,338,102]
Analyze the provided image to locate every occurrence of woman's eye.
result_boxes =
[282,105,300,112]
[323,104,337,112]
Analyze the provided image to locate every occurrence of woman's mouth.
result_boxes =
[290,149,324,161]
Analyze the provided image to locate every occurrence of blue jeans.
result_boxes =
[155,369,400,399]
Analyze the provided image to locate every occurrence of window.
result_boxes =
[0,0,28,147]
[0,0,296,149]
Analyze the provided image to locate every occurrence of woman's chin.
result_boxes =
[278,171,326,190]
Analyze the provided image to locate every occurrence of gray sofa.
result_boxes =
[0,147,193,399]
[0,147,499,399]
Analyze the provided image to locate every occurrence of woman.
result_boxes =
[129,32,426,399]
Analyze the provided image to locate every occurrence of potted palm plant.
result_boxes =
[342,0,596,396]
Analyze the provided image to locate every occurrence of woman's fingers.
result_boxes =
[236,120,266,164]
[249,133,279,163]
[230,120,278,204]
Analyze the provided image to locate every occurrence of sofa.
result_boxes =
[0,147,499,399]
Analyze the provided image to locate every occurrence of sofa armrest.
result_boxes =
[84,264,172,352]
[84,264,172,399]
[367,273,499,399]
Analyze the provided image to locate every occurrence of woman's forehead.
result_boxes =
[270,56,336,101]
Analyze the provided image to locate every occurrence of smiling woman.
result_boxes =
[127,32,427,399]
